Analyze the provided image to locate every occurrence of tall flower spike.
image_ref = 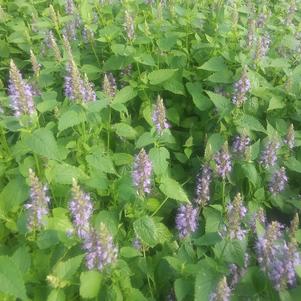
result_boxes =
[120,64,132,87]
[210,277,231,301]
[228,253,249,288]
[259,140,280,169]
[8,60,35,117]
[152,95,170,135]
[30,49,40,77]
[268,167,288,195]
[255,34,271,61]
[103,73,117,99]
[175,204,198,239]
[246,19,256,48]
[232,69,251,106]
[195,164,212,207]
[290,213,299,242]
[124,10,135,41]
[226,193,248,240]
[25,169,50,231]
[69,179,93,240]
[48,31,62,62]
[214,144,232,179]
[83,223,118,271]
[232,134,251,155]
[285,124,295,149]
[250,207,266,233]
[132,148,152,196]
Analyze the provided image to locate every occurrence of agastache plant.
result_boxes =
[103,73,117,99]
[194,164,212,207]
[259,140,280,169]
[132,148,152,196]
[83,223,118,271]
[285,123,295,149]
[226,193,248,240]
[8,60,35,117]
[232,134,251,155]
[47,31,62,62]
[214,144,232,179]
[210,276,231,301]
[124,10,135,41]
[255,34,271,61]
[246,19,256,48]
[152,95,170,135]
[232,69,251,106]
[69,179,93,240]
[175,204,198,238]
[268,167,288,195]
[25,169,50,231]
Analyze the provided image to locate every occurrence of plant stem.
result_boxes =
[222,180,226,213]
[151,197,168,217]
[107,107,111,153]
[143,247,154,299]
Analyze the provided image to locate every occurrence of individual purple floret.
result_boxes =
[152,95,170,135]
[132,237,142,251]
[214,145,232,179]
[226,193,248,240]
[268,167,288,195]
[232,135,251,155]
[124,10,135,41]
[232,70,251,107]
[83,223,118,271]
[103,73,117,99]
[195,164,212,207]
[25,169,50,231]
[8,60,35,117]
[132,148,152,196]
[175,204,198,238]
[69,179,93,240]
[259,140,280,169]
[284,124,295,149]
[210,277,231,301]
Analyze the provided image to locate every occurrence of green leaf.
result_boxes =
[148,69,177,85]
[240,163,258,186]
[37,91,57,113]
[199,56,227,72]
[159,177,189,203]
[175,278,192,301]
[47,289,65,301]
[37,230,59,249]
[136,132,154,148]
[112,153,133,166]
[113,123,137,140]
[134,53,156,66]
[237,114,266,133]
[186,82,212,111]
[120,247,141,258]
[25,128,61,160]
[207,70,233,83]
[94,210,118,236]
[205,91,232,115]
[285,157,301,173]
[0,256,27,300]
[268,96,285,111]
[11,246,31,274]
[86,153,116,174]
[149,147,170,176]
[58,109,86,132]
[112,86,137,105]
[133,216,159,247]
[80,271,102,299]
[204,133,224,159]
[203,206,222,233]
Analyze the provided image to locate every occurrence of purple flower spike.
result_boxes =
[232,135,251,155]
[268,167,288,195]
[8,60,36,117]
[195,164,212,207]
[152,95,170,135]
[259,140,280,169]
[232,70,251,107]
[175,204,198,238]
[210,277,231,301]
[25,169,50,231]
[214,145,232,179]
[285,124,295,149]
[124,10,135,41]
[69,179,93,240]
[103,73,117,99]
[132,148,152,196]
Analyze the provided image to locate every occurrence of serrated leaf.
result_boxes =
[148,69,177,85]
[113,123,137,139]
[58,109,86,132]
[205,91,232,115]
[112,86,137,105]
[285,157,301,173]
[203,206,222,233]
[186,82,212,111]
[159,177,189,203]
[133,216,159,247]
[80,271,102,299]
[149,147,170,175]
[136,132,154,148]
[199,56,227,72]
[86,153,116,174]
[204,133,224,159]
[237,114,266,133]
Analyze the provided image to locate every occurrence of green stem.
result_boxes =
[151,197,168,217]
[222,180,226,213]
[0,127,10,155]
[143,247,154,299]
[34,154,41,177]
[107,107,111,153]
[90,40,101,66]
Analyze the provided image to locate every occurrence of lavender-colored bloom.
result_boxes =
[69,179,93,240]
[257,13,267,28]
[46,31,62,62]
[132,237,142,250]
[232,135,251,155]
[195,164,212,207]
[246,19,256,48]
[175,204,198,238]
[210,277,231,301]
[124,10,135,41]
[62,22,77,41]
[269,167,288,195]
[285,124,295,149]
[214,145,232,179]
[152,95,170,135]
[259,141,280,169]
[25,169,50,231]
[132,148,152,196]
[226,193,248,240]
[255,34,271,60]
[8,60,35,117]
[229,253,249,288]
[232,70,251,106]
[83,223,118,271]
[65,0,75,14]
[250,207,266,234]
[103,73,117,99]
[82,26,94,44]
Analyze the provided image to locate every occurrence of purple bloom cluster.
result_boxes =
[63,0,81,41]
[152,95,170,135]
[257,13,267,28]
[45,31,62,62]
[30,49,40,77]
[175,204,198,238]
[210,277,231,301]
[214,145,232,179]
[285,124,295,149]
[69,179,93,239]
[83,223,118,271]
[124,10,135,41]
[132,148,152,196]
[246,19,256,48]
[8,60,35,117]
[226,193,247,240]
[103,73,117,99]
[120,64,133,87]
[82,26,94,44]
[232,135,251,155]
[259,140,280,169]
[64,59,96,103]
[232,70,251,106]
[250,207,266,234]
[132,237,142,250]
[255,34,271,60]
[25,169,50,231]
[228,253,249,288]
[195,164,212,207]
[269,167,288,195]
